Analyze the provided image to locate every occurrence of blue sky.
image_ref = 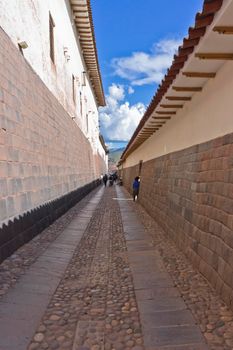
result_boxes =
[91,1,203,148]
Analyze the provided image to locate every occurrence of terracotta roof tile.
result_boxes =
[70,0,105,106]
[178,46,194,56]
[188,26,206,39]
[202,0,223,15]
[195,13,214,28]
[183,37,200,49]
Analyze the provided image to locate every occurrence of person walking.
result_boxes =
[132,176,140,201]
[103,174,108,187]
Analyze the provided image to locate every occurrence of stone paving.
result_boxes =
[0,187,102,300]
[27,186,143,350]
[118,187,233,350]
[0,185,233,349]
[0,188,104,350]
[116,187,208,350]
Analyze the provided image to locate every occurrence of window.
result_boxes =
[72,75,76,104]
[49,13,55,63]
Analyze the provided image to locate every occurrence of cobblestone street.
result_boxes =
[0,185,233,350]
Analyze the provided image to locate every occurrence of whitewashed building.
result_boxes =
[0,0,107,261]
[120,0,233,310]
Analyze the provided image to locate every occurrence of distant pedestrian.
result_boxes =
[113,172,118,182]
[103,174,108,187]
[109,175,113,186]
[132,176,140,201]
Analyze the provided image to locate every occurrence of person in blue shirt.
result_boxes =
[132,176,140,201]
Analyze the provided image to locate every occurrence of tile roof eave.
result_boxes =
[121,0,223,162]
[70,0,105,107]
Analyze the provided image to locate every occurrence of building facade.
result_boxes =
[0,0,107,261]
[120,0,233,310]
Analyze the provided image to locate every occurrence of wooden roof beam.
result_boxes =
[195,53,233,60]
[160,104,183,108]
[156,111,176,115]
[150,121,166,124]
[140,131,154,134]
[182,71,216,78]
[172,86,202,92]
[213,26,233,34]
[144,127,159,130]
[141,129,155,132]
[152,116,171,120]
[166,96,192,101]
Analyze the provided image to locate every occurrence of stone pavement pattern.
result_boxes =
[0,185,233,349]
[27,187,144,350]
[0,188,104,350]
[118,187,233,350]
[116,187,208,350]
[0,187,103,300]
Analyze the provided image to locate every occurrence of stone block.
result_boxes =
[0,198,7,220]
[0,178,7,197]
[217,257,233,288]
[0,161,7,177]
[6,196,16,218]
[7,178,23,195]
[7,146,19,161]
[0,145,7,160]
[19,193,28,213]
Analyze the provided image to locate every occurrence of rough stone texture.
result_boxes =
[0,187,101,300]
[0,178,100,263]
[0,187,103,350]
[27,187,144,350]
[122,186,233,350]
[1,185,233,349]
[122,133,233,311]
[0,26,106,225]
[116,186,208,350]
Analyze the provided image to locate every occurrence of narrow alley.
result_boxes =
[1,0,233,349]
[0,185,233,350]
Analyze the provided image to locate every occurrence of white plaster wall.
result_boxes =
[124,60,233,168]
[0,0,103,157]
[97,137,108,170]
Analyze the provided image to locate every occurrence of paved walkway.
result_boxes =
[116,186,207,350]
[0,188,104,350]
[0,185,232,349]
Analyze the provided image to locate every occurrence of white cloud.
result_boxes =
[128,86,134,94]
[109,84,125,101]
[112,38,181,86]
[99,84,146,141]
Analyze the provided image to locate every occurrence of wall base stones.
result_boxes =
[122,132,233,310]
[0,179,100,263]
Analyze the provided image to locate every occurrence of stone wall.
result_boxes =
[123,133,233,309]
[0,27,106,259]
[0,27,106,224]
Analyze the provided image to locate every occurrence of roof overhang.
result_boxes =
[99,134,108,154]
[70,0,105,107]
[121,0,233,161]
